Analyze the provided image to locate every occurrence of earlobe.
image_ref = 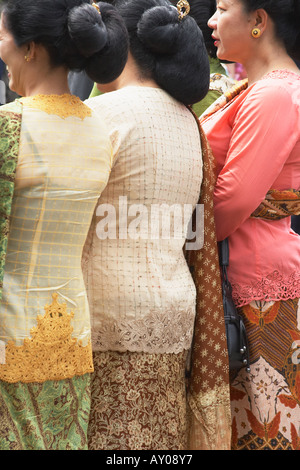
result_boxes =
[250,9,268,39]
[24,41,36,62]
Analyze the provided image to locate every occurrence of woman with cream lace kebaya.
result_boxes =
[0,0,128,450]
[83,0,231,451]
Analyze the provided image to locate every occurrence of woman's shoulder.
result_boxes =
[85,86,186,124]
[238,70,300,116]
[86,86,174,108]
[0,99,23,116]
[260,69,300,83]
[250,69,300,100]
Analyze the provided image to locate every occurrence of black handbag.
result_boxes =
[219,238,250,372]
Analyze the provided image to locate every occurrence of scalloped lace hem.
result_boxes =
[232,270,300,307]
[91,306,196,354]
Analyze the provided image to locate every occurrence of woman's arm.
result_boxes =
[214,81,299,240]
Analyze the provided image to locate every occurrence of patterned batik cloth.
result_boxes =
[185,110,231,450]
[231,298,300,450]
[0,100,22,299]
[88,351,188,450]
[0,374,91,450]
[251,189,300,220]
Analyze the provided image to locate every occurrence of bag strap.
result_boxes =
[219,238,229,267]
[218,238,231,290]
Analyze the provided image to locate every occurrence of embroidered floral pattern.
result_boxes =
[20,94,92,120]
[262,69,300,81]
[92,307,195,354]
[232,271,300,307]
[0,293,93,383]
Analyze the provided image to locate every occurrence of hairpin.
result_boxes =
[92,2,100,14]
[177,0,190,20]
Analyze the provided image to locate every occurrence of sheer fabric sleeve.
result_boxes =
[214,81,300,241]
[85,96,122,168]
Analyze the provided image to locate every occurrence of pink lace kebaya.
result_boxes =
[202,69,300,307]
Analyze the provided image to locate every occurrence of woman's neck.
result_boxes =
[22,66,70,97]
[113,53,159,91]
[244,44,300,85]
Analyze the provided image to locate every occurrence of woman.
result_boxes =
[201,0,300,450]
[83,0,230,451]
[0,0,128,450]
[187,0,236,116]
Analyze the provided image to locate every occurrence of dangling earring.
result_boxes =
[251,28,261,38]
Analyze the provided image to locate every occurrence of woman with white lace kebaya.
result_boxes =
[82,0,230,450]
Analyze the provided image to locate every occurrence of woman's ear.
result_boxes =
[254,8,268,34]
[24,41,36,62]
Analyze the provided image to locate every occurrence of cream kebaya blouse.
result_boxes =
[83,86,203,354]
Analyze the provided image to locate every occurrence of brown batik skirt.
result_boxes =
[88,350,189,450]
[230,298,300,450]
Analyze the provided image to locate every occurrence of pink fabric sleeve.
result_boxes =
[214,81,299,241]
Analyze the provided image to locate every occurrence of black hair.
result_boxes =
[2,0,129,83]
[241,0,300,61]
[113,0,210,105]
[183,0,217,58]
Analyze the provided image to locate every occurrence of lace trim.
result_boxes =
[262,69,300,81]
[0,293,93,383]
[92,307,195,354]
[20,94,92,120]
[232,270,300,307]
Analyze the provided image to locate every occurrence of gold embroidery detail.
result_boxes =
[0,293,93,384]
[187,384,232,450]
[20,94,92,120]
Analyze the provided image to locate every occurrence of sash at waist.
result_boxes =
[251,189,300,220]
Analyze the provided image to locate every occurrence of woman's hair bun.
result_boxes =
[291,0,300,60]
[1,0,128,83]
[68,3,108,57]
[80,2,129,84]
[115,0,210,105]
[137,5,179,55]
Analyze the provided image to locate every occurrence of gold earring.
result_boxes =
[24,55,31,62]
[251,28,261,38]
